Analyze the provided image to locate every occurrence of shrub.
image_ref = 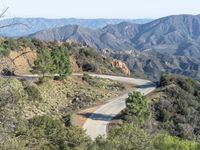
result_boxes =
[79,47,96,58]
[93,124,153,150]
[125,91,151,124]
[24,85,43,101]
[62,114,71,127]
[153,133,200,150]
[0,47,10,57]
[82,63,97,72]
[160,74,173,87]
[17,115,92,149]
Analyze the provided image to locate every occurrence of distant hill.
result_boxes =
[30,14,200,59]
[0,18,152,37]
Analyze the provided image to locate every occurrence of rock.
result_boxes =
[112,60,131,76]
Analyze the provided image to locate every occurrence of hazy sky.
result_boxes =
[1,0,200,19]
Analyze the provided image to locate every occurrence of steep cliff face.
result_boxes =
[112,60,130,76]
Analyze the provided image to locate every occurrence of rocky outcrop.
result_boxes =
[112,60,130,76]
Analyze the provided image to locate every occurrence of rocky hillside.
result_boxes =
[108,50,200,81]
[0,38,130,76]
[30,14,200,59]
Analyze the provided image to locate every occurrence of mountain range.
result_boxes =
[30,14,200,60]
[0,18,152,37]
[28,14,200,80]
[1,15,200,80]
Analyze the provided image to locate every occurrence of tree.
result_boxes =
[32,48,54,77]
[125,91,150,123]
[51,47,72,80]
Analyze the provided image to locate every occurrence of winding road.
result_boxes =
[81,74,156,140]
[0,73,156,140]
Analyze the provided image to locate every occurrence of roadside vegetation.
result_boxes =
[0,73,130,149]
[125,91,151,124]
[107,74,200,150]
[153,74,200,141]
[32,45,72,80]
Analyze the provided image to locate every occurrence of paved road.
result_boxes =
[82,74,156,140]
[0,73,156,140]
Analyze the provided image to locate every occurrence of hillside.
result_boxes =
[106,75,200,149]
[0,18,152,37]
[151,75,200,140]
[0,73,134,149]
[109,50,200,81]
[0,38,137,149]
[30,14,200,59]
[0,38,200,149]
[0,38,130,76]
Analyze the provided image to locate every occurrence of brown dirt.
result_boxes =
[70,54,79,73]
[0,47,37,75]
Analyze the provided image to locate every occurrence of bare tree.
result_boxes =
[0,7,28,29]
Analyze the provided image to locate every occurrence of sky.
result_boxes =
[1,0,200,19]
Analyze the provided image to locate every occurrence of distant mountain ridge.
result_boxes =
[0,18,152,37]
[30,14,200,60]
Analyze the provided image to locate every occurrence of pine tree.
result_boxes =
[51,47,72,80]
[32,48,54,77]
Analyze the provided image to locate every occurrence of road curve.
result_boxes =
[0,73,156,140]
[81,74,156,140]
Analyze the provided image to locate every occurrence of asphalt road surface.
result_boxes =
[82,74,156,140]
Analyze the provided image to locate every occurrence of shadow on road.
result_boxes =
[136,83,156,89]
[78,112,114,121]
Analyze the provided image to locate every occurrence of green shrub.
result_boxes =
[62,114,72,127]
[3,38,19,50]
[24,85,43,101]
[16,115,92,149]
[176,78,194,93]
[153,133,200,150]
[79,47,96,58]
[93,124,153,150]
[0,47,10,57]
[160,74,173,87]
[125,91,151,124]
[154,75,200,140]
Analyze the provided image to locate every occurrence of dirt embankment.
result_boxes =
[0,48,37,75]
